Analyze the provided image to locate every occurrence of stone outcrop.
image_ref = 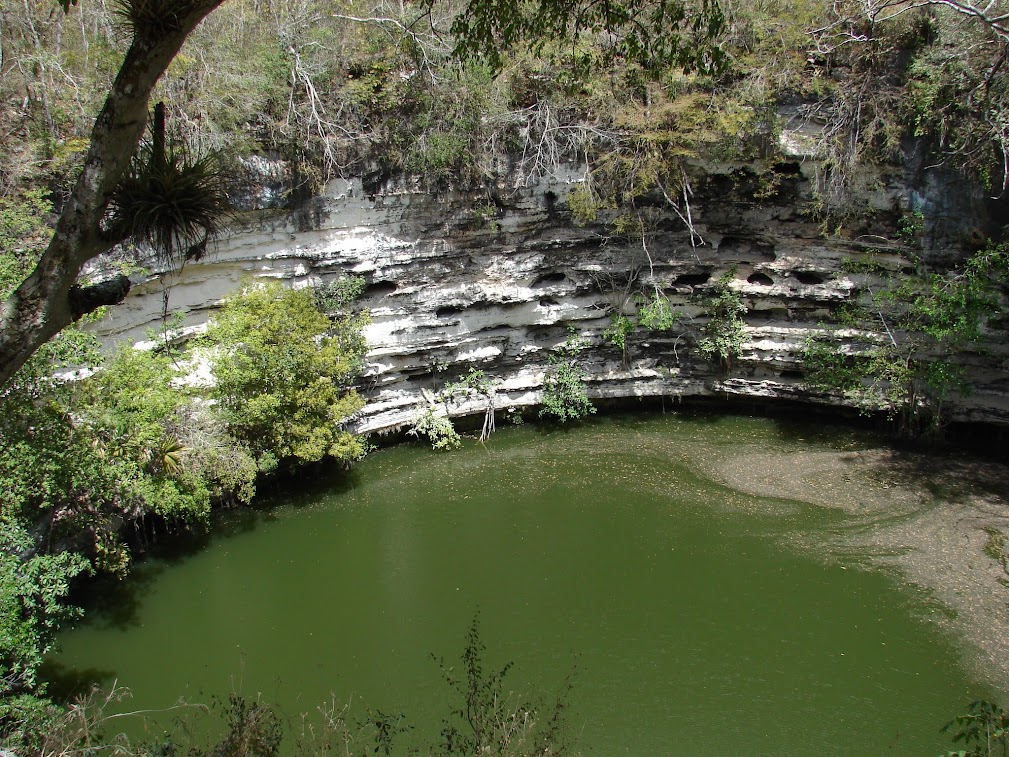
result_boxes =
[89,133,1009,436]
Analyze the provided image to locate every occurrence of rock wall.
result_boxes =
[90,137,1009,436]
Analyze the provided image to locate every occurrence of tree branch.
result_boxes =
[0,0,225,388]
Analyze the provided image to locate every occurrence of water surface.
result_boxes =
[53,414,986,754]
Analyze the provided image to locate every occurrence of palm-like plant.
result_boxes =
[152,435,187,476]
[107,103,230,265]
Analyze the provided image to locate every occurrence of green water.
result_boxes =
[52,414,988,755]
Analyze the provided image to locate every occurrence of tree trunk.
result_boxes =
[0,0,225,388]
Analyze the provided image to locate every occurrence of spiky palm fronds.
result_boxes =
[109,141,231,266]
[112,0,200,36]
[154,435,187,476]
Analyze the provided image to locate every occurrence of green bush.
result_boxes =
[0,534,88,698]
[409,405,463,451]
[603,313,634,352]
[637,292,680,331]
[697,271,747,370]
[0,330,135,573]
[83,345,213,524]
[941,700,1009,757]
[540,329,596,423]
[205,281,367,470]
[803,245,1009,437]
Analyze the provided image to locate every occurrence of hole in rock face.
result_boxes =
[792,271,825,285]
[748,307,790,322]
[779,369,804,380]
[405,366,434,381]
[774,161,802,175]
[436,305,464,319]
[365,281,397,297]
[673,272,711,287]
[706,174,733,195]
[539,298,560,308]
[747,272,774,286]
[544,190,558,212]
[717,236,776,262]
[532,272,567,288]
[717,236,744,254]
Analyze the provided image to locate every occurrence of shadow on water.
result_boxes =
[63,463,363,637]
[592,397,727,425]
[65,507,275,634]
[869,448,1009,504]
[210,505,276,540]
[39,659,118,703]
[68,559,168,632]
[770,414,880,449]
[763,408,1009,503]
[253,462,360,510]
[531,421,591,437]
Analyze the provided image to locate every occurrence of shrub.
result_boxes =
[941,700,1009,757]
[410,405,463,451]
[697,271,747,370]
[540,329,596,423]
[637,291,680,331]
[802,245,1009,437]
[205,281,367,470]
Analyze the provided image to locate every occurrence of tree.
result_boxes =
[822,0,1009,41]
[0,0,730,390]
[811,0,1009,207]
[0,0,226,389]
[941,700,1009,757]
[539,328,596,423]
[697,270,747,370]
[204,281,368,471]
[432,0,726,74]
[0,538,88,700]
[802,245,1009,437]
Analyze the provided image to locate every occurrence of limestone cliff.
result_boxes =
[90,128,1009,436]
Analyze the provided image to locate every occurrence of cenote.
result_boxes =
[50,414,993,754]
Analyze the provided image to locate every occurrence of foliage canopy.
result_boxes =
[803,245,1009,436]
[205,281,367,471]
[438,0,727,75]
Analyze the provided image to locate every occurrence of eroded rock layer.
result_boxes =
[91,148,1009,435]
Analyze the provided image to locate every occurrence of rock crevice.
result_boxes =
[90,147,1009,435]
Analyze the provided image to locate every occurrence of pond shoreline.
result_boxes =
[377,394,1009,461]
[690,439,1009,702]
[56,410,1000,755]
[254,399,1009,706]
[405,398,1009,702]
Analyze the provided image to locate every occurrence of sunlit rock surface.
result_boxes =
[90,147,1009,435]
